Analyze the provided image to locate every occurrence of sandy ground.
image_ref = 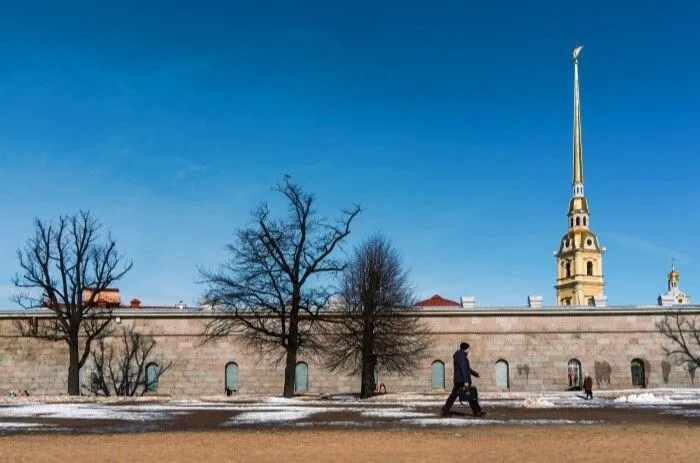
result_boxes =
[1,425,698,462]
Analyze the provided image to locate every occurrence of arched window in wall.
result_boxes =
[631,359,645,388]
[586,261,593,276]
[576,217,581,226]
[225,362,239,395]
[495,360,509,390]
[583,217,587,226]
[567,359,582,388]
[295,362,309,392]
[431,360,445,390]
[145,363,160,392]
[565,262,571,278]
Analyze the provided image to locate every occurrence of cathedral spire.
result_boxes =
[556,45,605,307]
[572,45,584,197]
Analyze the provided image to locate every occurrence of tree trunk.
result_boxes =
[283,309,299,398]
[67,342,81,395]
[360,320,375,399]
[283,340,298,398]
[360,357,375,399]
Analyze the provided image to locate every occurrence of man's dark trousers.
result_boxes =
[442,383,482,415]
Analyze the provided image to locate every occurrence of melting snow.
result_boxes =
[227,409,319,424]
[402,418,596,427]
[0,388,698,433]
[523,398,556,408]
[0,403,171,420]
[361,409,431,418]
[614,393,671,404]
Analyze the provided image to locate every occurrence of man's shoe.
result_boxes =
[474,411,486,417]
[440,409,451,417]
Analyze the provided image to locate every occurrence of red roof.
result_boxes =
[415,294,461,307]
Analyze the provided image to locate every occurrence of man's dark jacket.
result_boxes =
[453,349,475,384]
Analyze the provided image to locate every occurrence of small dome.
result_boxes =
[668,265,679,282]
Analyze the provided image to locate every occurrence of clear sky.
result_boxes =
[1,1,698,307]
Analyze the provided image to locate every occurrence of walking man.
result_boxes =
[441,342,485,417]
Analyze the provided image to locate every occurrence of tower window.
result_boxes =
[586,239,592,246]
[583,217,587,226]
[575,217,581,226]
[570,218,573,227]
[586,261,593,276]
[566,262,571,278]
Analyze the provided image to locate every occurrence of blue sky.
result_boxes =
[0,1,698,307]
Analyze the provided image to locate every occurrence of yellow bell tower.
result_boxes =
[555,46,606,306]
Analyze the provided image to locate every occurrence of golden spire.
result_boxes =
[572,45,584,196]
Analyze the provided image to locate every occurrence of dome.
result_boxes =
[668,265,679,282]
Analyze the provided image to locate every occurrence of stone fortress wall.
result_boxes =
[2,305,698,397]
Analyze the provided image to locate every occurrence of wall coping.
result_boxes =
[1,304,700,319]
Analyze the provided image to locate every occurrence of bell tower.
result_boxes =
[555,46,606,306]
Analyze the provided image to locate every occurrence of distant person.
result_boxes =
[583,373,593,400]
[441,342,485,417]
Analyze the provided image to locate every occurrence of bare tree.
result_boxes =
[12,211,133,395]
[657,314,700,376]
[85,326,172,396]
[321,234,430,398]
[200,176,361,397]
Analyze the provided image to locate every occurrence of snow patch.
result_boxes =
[324,395,358,402]
[264,396,305,404]
[226,409,319,424]
[361,409,431,418]
[403,418,596,427]
[523,397,555,408]
[613,393,671,404]
[0,404,171,421]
